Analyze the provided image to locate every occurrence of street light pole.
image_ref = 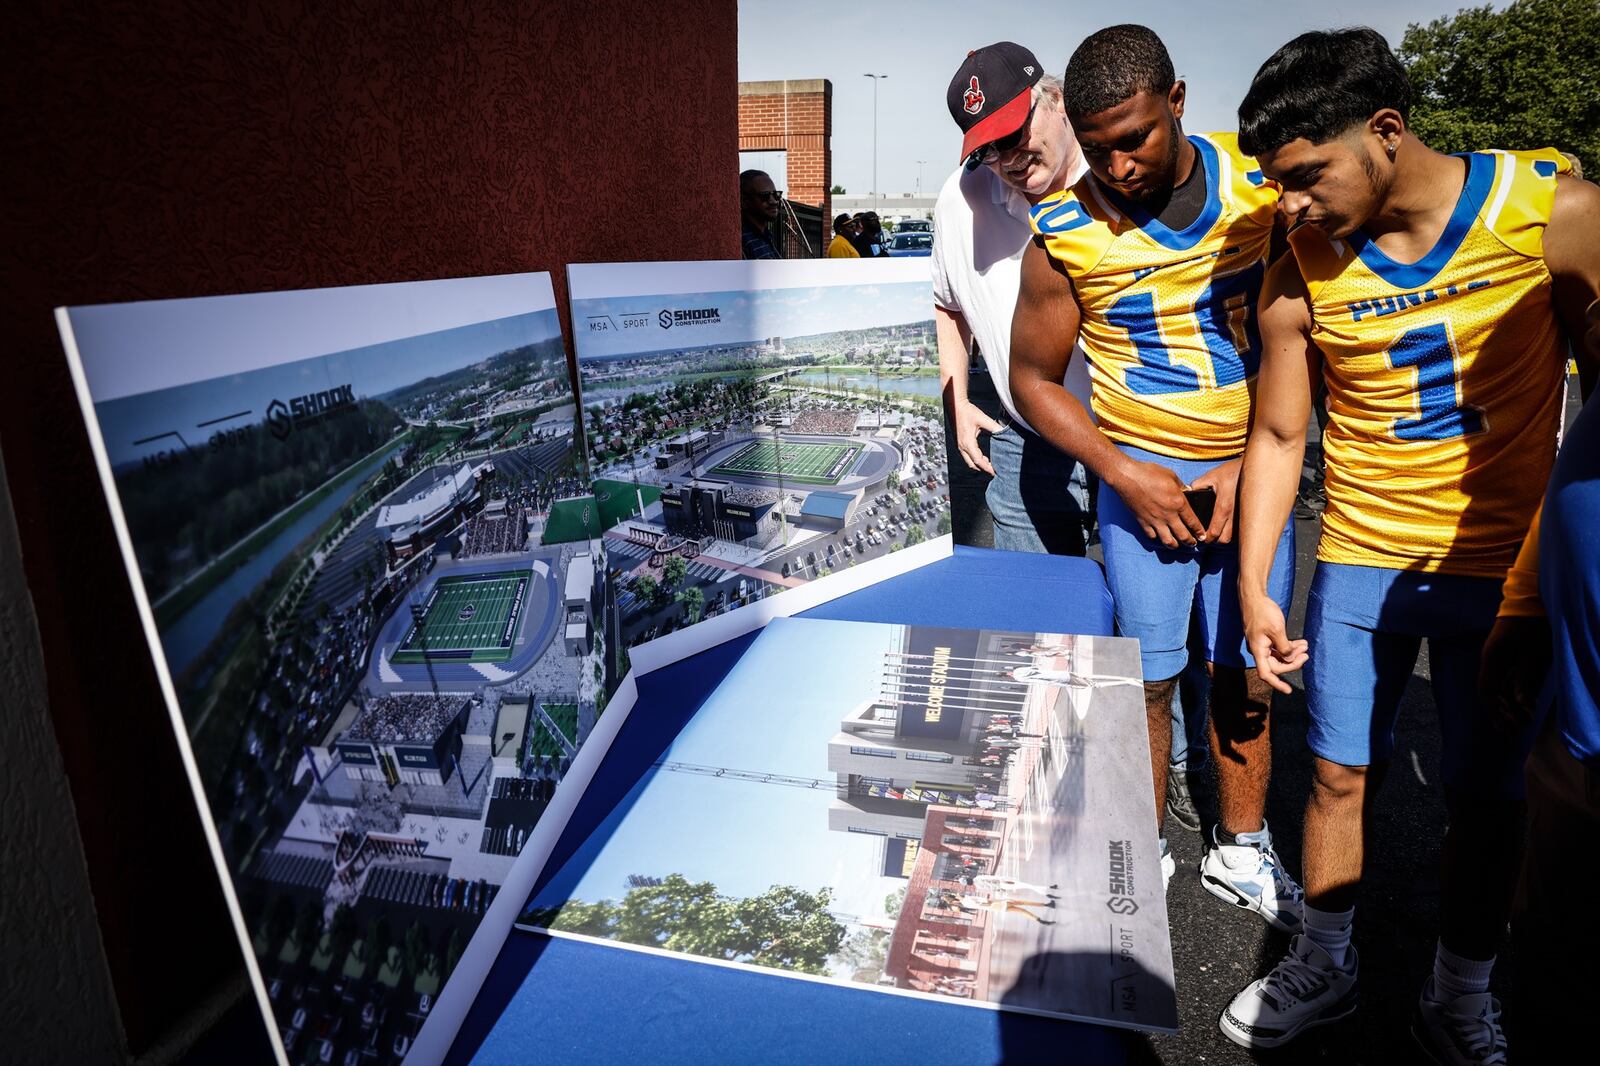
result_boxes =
[916,159,926,198]
[863,74,887,213]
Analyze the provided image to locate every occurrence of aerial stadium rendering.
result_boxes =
[62,276,602,1063]
[567,259,949,687]
[391,571,531,664]
[706,438,861,485]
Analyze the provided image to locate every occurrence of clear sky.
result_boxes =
[531,617,910,927]
[92,309,560,467]
[738,0,1499,197]
[573,280,933,360]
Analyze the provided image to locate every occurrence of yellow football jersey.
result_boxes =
[1292,148,1573,577]
[1030,132,1279,460]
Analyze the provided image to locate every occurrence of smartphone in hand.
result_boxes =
[1183,486,1217,530]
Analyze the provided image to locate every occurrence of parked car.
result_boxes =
[887,232,933,257]
[898,219,933,233]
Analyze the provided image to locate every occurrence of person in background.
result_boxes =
[740,169,782,260]
[854,211,890,257]
[931,41,1095,558]
[827,213,862,258]
[1483,299,1599,1065]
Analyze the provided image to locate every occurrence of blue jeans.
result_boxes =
[985,421,1090,556]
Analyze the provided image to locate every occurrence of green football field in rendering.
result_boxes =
[392,570,530,663]
[707,438,859,485]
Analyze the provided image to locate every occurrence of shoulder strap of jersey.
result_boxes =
[1028,176,1118,276]
[1199,131,1281,226]
[1479,148,1572,259]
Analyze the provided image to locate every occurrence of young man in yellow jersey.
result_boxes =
[1226,28,1600,1060]
[1010,24,1302,926]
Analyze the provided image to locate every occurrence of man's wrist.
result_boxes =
[1238,577,1274,606]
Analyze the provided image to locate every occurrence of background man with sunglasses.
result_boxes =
[739,169,782,260]
[932,41,1095,557]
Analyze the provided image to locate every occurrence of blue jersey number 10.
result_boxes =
[1386,321,1485,441]
[1105,261,1264,395]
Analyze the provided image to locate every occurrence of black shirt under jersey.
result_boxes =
[1149,150,1208,231]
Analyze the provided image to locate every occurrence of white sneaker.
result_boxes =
[1220,934,1358,1049]
[1412,977,1508,1065]
[1160,839,1175,890]
[1199,821,1304,933]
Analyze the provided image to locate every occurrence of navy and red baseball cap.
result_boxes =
[946,42,1044,161]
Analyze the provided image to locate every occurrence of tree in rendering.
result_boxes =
[548,874,846,975]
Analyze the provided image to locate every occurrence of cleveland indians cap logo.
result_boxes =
[963,76,985,114]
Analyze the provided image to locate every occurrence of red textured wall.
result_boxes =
[1,1,738,1052]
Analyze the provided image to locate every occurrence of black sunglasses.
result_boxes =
[965,102,1036,170]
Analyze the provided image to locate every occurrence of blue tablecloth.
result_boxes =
[448,546,1131,1064]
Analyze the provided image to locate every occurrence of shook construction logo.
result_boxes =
[265,398,293,440]
[1106,838,1139,914]
[265,383,356,440]
[658,307,722,330]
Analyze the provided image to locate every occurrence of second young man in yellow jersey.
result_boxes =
[1010,25,1302,927]
[1226,28,1600,1060]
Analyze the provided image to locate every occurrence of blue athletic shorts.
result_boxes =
[1097,443,1295,681]
[1304,561,1534,796]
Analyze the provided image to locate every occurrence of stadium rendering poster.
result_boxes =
[517,616,1178,1033]
[57,274,608,1064]
[568,257,953,682]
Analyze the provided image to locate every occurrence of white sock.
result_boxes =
[1430,943,1493,1002]
[1303,904,1355,971]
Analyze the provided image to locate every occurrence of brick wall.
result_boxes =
[739,79,833,251]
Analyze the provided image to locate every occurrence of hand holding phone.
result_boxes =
[1183,486,1217,531]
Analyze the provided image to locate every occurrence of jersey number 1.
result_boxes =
[1106,262,1264,395]
[1385,321,1484,441]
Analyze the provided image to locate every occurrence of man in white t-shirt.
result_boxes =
[933,41,1095,555]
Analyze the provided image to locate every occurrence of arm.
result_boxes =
[936,304,1002,475]
[1479,506,1550,731]
[1237,256,1319,693]
[1008,239,1204,547]
[1543,172,1600,399]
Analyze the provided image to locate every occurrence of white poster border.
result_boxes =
[58,306,296,1066]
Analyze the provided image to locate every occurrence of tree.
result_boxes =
[829,184,847,195]
[549,874,846,975]
[662,554,689,590]
[905,485,921,508]
[887,470,900,490]
[676,585,705,624]
[936,514,952,537]
[267,893,295,952]
[905,525,926,547]
[633,573,660,607]
[444,928,465,978]
[328,904,357,964]
[1398,0,1600,175]
[295,898,323,952]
